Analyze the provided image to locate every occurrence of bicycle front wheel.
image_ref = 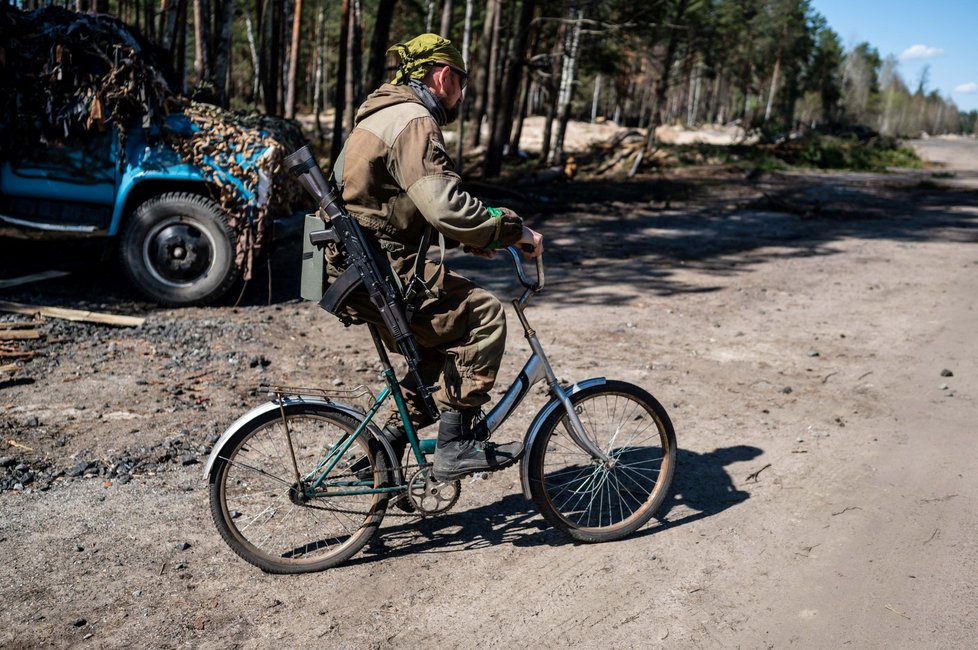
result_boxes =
[208,403,389,573]
[526,381,676,542]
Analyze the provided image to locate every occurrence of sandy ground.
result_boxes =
[1,135,977,648]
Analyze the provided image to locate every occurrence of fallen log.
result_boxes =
[0,301,145,327]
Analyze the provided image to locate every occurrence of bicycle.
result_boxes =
[204,247,677,573]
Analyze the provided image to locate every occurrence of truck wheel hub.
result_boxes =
[148,222,213,283]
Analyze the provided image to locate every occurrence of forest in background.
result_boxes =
[11,0,978,178]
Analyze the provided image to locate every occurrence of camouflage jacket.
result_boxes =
[334,83,522,254]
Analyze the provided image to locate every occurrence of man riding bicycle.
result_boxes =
[328,33,544,482]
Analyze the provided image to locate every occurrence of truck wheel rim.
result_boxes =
[143,217,217,287]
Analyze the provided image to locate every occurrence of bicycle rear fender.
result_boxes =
[202,396,397,481]
[519,377,607,498]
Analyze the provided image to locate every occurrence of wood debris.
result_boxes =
[0,330,42,341]
[745,463,772,482]
[0,301,144,327]
[0,321,43,329]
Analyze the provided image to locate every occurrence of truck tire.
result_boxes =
[119,192,240,306]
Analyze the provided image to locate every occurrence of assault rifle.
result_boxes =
[284,145,439,421]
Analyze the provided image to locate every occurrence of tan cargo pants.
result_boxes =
[334,254,507,428]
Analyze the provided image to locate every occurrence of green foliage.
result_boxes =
[776,133,924,171]
[652,132,923,174]
[960,111,977,135]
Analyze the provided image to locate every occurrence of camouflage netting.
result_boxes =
[0,6,306,282]
[0,6,176,151]
[167,102,306,279]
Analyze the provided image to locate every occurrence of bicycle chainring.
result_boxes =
[406,466,461,516]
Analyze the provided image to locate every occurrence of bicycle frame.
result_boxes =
[206,247,611,499]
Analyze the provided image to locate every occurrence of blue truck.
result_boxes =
[0,112,297,306]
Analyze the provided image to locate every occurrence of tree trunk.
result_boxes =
[550,6,583,165]
[481,0,502,163]
[261,0,282,114]
[313,0,328,142]
[468,0,498,148]
[485,0,535,178]
[590,73,601,123]
[331,0,351,165]
[193,0,212,84]
[145,1,155,42]
[539,15,567,166]
[644,0,688,153]
[366,0,396,94]
[764,21,788,124]
[509,53,533,153]
[764,55,780,123]
[244,3,263,104]
[344,0,363,134]
[454,0,474,168]
[439,0,454,36]
[425,0,435,32]
[175,0,188,93]
[539,81,558,165]
[160,0,185,56]
[211,0,235,107]
[285,0,303,118]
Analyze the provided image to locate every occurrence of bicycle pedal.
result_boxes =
[469,472,490,483]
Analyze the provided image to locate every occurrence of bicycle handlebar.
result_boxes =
[503,246,545,295]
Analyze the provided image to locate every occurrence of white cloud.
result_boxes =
[955,82,978,94]
[899,44,944,60]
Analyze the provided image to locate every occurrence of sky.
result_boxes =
[809,0,978,113]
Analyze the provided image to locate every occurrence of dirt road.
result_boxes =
[1,139,976,648]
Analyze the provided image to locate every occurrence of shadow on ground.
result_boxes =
[350,444,762,565]
[456,172,978,306]
[2,170,975,311]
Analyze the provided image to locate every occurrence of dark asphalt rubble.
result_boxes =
[0,313,273,493]
[0,434,219,493]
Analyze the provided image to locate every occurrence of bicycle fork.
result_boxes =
[480,298,611,464]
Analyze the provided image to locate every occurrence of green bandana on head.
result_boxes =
[387,33,466,85]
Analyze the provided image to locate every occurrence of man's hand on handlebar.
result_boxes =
[465,226,544,260]
[517,227,544,260]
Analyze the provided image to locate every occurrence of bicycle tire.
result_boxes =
[526,380,676,543]
[208,403,389,573]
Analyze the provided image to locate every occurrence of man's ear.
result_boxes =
[431,64,452,93]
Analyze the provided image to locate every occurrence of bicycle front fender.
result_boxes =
[202,395,386,480]
[519,377,607,498]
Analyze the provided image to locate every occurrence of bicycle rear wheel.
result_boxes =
[526,381,676,542]
[208,403,389,573]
